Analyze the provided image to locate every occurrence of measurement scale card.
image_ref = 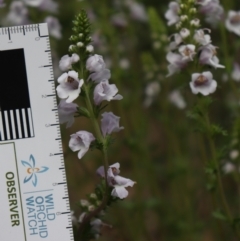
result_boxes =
[0,24,73,241]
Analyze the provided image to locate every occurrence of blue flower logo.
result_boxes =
[21,154,49,187]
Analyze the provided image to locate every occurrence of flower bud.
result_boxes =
[86,45,94,52]
[180,15,188,21]
[88,205,95,212]
[180,28,190,38]
[80,199,90,207]
[189,8,197,14]
[190,18,200,27]
[77,42,84,47]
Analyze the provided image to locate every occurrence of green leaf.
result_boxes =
[212,210,227,221]
[77,106,90,118]
[211,124,228,137]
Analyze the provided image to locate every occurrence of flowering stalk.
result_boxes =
[56,10,135,240]
[165,0,240,238]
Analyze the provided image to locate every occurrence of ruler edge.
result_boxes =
[0,23,74,240]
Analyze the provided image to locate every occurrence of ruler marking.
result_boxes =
[1,111,6,140]
[24,108,31,137]
[16,109,22,138]
[13,110,19,139]
[7,111,13,139]
[28,108,34,137]
[21,108,27,138]
[4,111,10,139]
[7,27,10,40]
[51,123,59,126]
[10,110,16,139]
[0,112,3,141]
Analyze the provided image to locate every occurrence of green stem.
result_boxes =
[204,112,240,239]
[220,23,231,75]
[80,60,109,182]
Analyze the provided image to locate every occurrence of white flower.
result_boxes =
[110,175,136,199]
[199,44,225,69]
[78,212,86,223]
[143,81,160,107]
[69,131,95,159]
[195,0,212,6]
[97,163,135,199]
[23,0,43,7]
[231,63,240,82]
[166,52,188,76]
[39,0,58,13]
[168,33,182,51]
[86,54,106,72]
[71,211,77,226]
[127,1,148,22]
[44,16,62,39]
[111,13,128,28]
[56,71,84,103]
[119,58,130,69]
[194,29,211,46]
[230,149,239,160]
[58,100,77,128]
[178,44,196,61]
[89,69,111,83]
[168,90,186,109]
[189,71,217,96]
[225,11,240,36]
[90,219,102,233]
[101,112,124,137]
[165,1,180,26]
[93,81,123,105]
[223,162,236,174]
[199,0,224,26]
[90,219,112,239]
[6,1,28,25]
[180,28,190,38]
[59,54,80,72]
